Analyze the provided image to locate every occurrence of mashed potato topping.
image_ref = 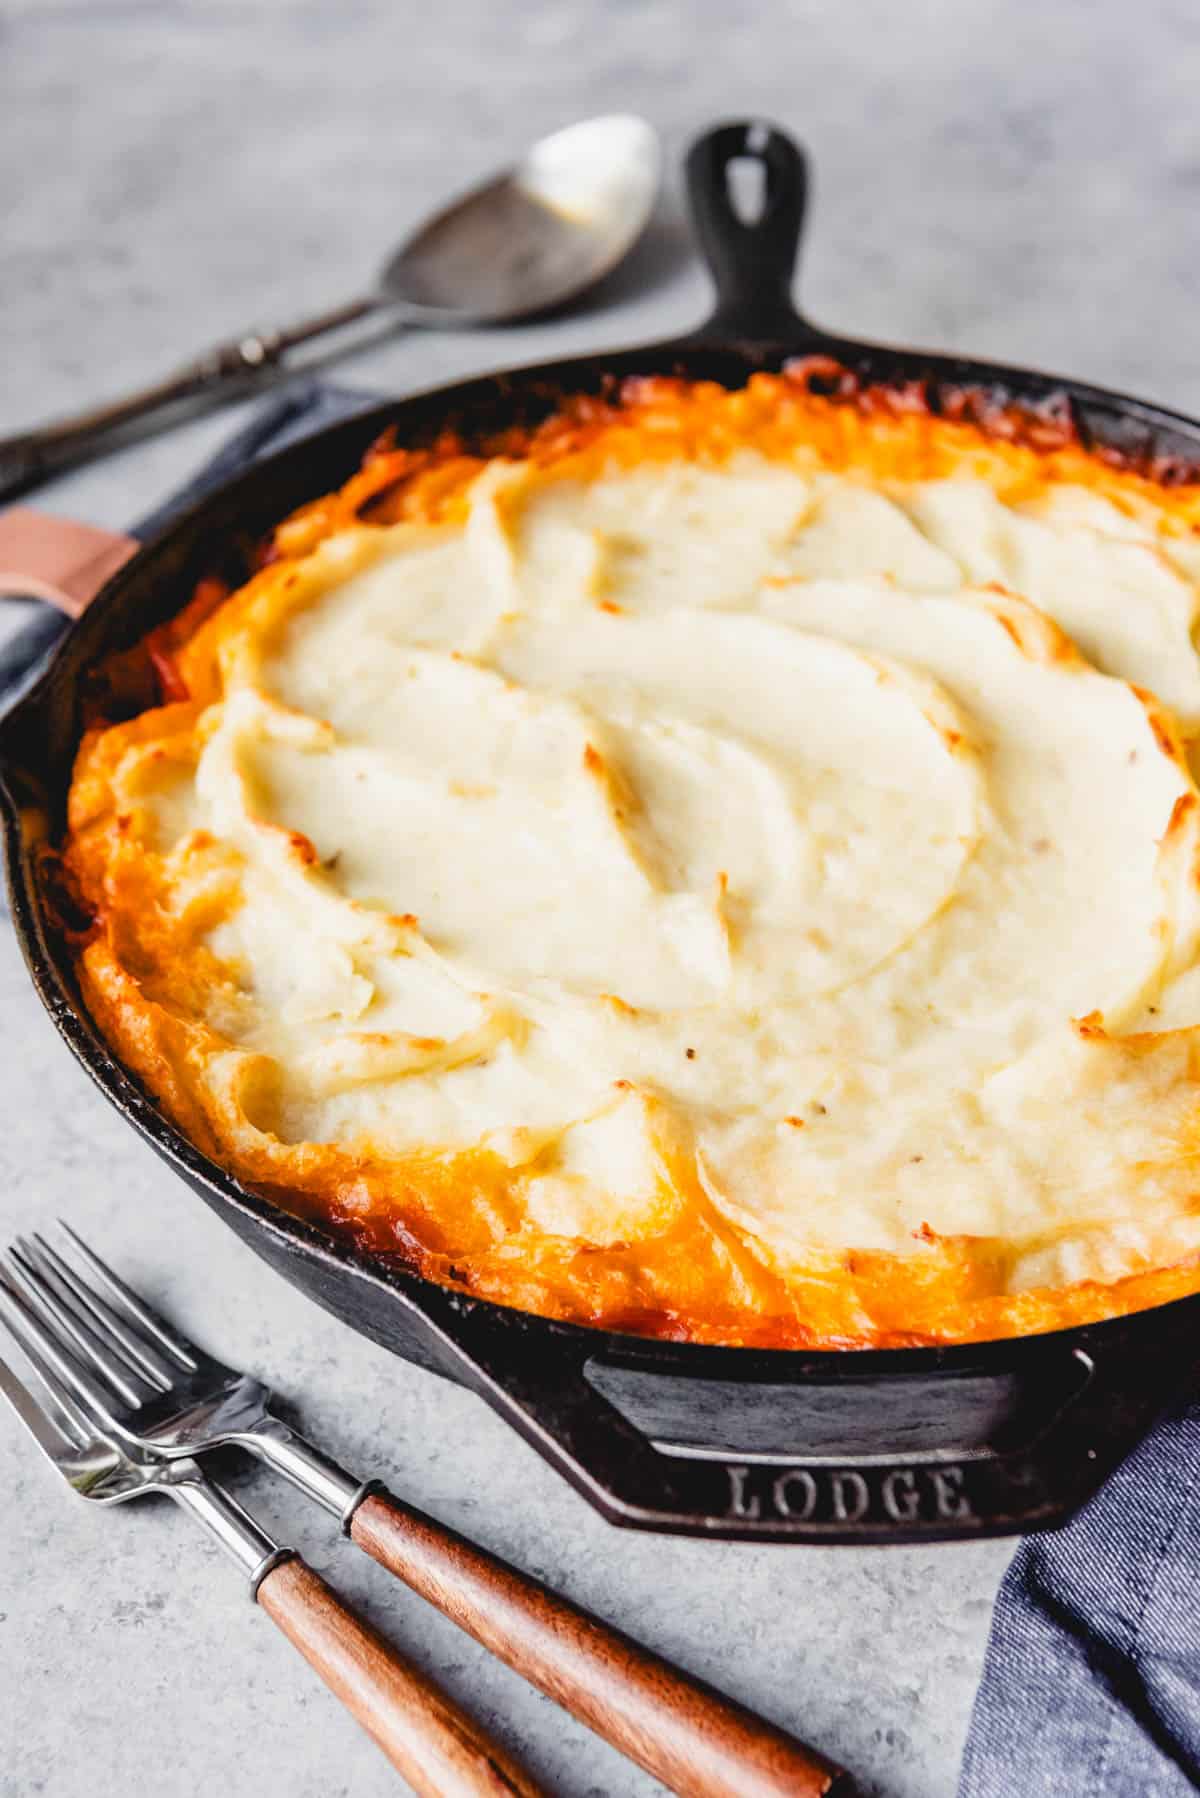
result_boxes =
[63,373,1200,1345]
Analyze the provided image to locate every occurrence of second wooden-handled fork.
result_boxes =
[0,1224,846,1798]
[0,1310,542,1796]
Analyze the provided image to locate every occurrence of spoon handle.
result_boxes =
[0,294,380,503]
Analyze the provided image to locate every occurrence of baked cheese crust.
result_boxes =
[61,371,1200,1347]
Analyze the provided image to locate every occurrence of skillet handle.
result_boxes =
[685,121,820,341]
[438,1301,1200,1543]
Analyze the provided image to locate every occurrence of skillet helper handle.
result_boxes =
[0,296,376,503]
[684,120,812,339]
[257,1553,545,1797]
[349,1490,844,1798]
[431,1303,1200,1542]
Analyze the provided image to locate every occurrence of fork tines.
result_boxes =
[0,1226,192,1430]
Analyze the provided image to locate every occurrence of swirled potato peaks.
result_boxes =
[64,373,1200,1346]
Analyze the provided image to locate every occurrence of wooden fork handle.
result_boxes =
[350,1492,846,1798]
[256,1554,544,1796]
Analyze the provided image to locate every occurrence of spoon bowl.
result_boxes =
[381,115,662,322]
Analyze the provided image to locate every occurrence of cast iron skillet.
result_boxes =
[6,121,1200,1544]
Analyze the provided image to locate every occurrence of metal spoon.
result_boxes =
[0,114,661,500]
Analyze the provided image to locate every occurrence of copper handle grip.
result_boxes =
[0,508,139,616]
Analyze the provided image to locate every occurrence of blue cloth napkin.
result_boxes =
[0,380,378,712]
[960,1396,1200,1795]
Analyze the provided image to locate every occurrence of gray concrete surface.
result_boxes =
[6,1,1200,1791]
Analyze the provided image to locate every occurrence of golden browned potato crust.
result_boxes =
[61,370,1200,1348]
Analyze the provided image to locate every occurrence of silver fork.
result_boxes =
[0,1288,547,1797]
[0,1224,843,1798]
[9,1221,367,1518]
